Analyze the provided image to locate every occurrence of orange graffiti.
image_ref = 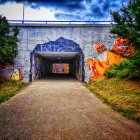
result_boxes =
[64,64,69,73]
[52,64,69,73]
[11,68,23,81]
[87,41,124,80]
[112,37,135,57]
[93,43,107,54]
[87,59,101,79]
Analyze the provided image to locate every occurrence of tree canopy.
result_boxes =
[0,15,19,66]
[110,0,140,48]
[105,0,140,80]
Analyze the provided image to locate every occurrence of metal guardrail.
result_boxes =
[8,20,114,24]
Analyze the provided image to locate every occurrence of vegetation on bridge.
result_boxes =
[0,15,26,103]
[0,15,19,67]
[105,0,140,80]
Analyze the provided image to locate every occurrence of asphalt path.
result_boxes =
[0,75,140,140]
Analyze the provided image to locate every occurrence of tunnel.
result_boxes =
[30,37,84,82]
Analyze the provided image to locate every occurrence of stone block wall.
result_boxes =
[11,24,113,83]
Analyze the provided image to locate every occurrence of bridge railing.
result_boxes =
[8,20,114,24]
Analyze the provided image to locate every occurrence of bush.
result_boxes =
[107,0,140,81]
[104,50,140,80]
[0,15,19,66]
[0,79,27,103]
[104,69,116,78]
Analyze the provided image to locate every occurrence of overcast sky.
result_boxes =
[0,0,128,21]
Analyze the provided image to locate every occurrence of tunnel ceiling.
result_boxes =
[35,52,79,62]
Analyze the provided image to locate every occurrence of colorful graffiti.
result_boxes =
[87,37,136,80]
[112,37,136,57]
[11,68,23,81]
[0,64,12,70]
[76,61,82,80]
[34,57,42,78]
[0,67,23,81]
[52,64,69,74]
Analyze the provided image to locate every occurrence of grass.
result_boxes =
[85,77,140,123]
[0,79,27,103]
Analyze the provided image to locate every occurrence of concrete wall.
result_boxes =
[11,23,113,83]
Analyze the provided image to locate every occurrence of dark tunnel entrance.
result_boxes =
[30,37,84,82]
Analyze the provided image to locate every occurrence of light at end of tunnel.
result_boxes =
[52,63,69,74]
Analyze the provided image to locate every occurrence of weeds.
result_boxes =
[0,79,27,103]
[85,77,140,123]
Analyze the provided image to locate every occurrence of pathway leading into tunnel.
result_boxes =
[0,75,140,140]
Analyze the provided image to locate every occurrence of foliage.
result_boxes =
[106,0,140,80]
[110,0,140,48]
[0,79,27,103]
[0,15,19,66]
[105,50,140,80]
[85,77,140,123]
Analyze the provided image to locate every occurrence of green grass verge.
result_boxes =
[0,79,28,103]
[85,77,140,123]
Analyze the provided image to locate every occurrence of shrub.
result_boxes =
[105,51,140,80]
[0,15,19,66]
[107,0,140,80]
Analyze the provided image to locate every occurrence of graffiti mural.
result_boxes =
[52,64,69,73]
[30,37,84,81]
[0,67,23,81]
[112,37,136,57]
[11,68,23,81]
[34,56,42,79]
[87,38,128,80]
[87,36,136,80]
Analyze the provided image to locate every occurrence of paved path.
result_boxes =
[0,75,140,140]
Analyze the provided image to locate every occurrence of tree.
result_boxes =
[0,15,19,66]
[110,0,140,48]
[105,0,140,80]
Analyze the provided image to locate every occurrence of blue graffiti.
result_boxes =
[30,37,84,82]
[34,37,82,53]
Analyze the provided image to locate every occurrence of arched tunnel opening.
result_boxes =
[30,37,85,82]
[33,52,83,81]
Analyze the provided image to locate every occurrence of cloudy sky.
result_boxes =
[0,0,128,22]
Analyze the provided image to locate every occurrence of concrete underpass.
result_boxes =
[11,24,115,83]
[33,52,83,81]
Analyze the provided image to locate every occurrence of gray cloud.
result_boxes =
[0,0,129,21]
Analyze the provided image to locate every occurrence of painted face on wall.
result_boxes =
[114,37,129,46]
[93,43,106,54]
[114,37,121,46]
[121,38,129,46]
[87,59,93,66]
[11,68,23,81]
[113,37,135,56]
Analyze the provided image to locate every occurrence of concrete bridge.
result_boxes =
[12,23,113,83]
